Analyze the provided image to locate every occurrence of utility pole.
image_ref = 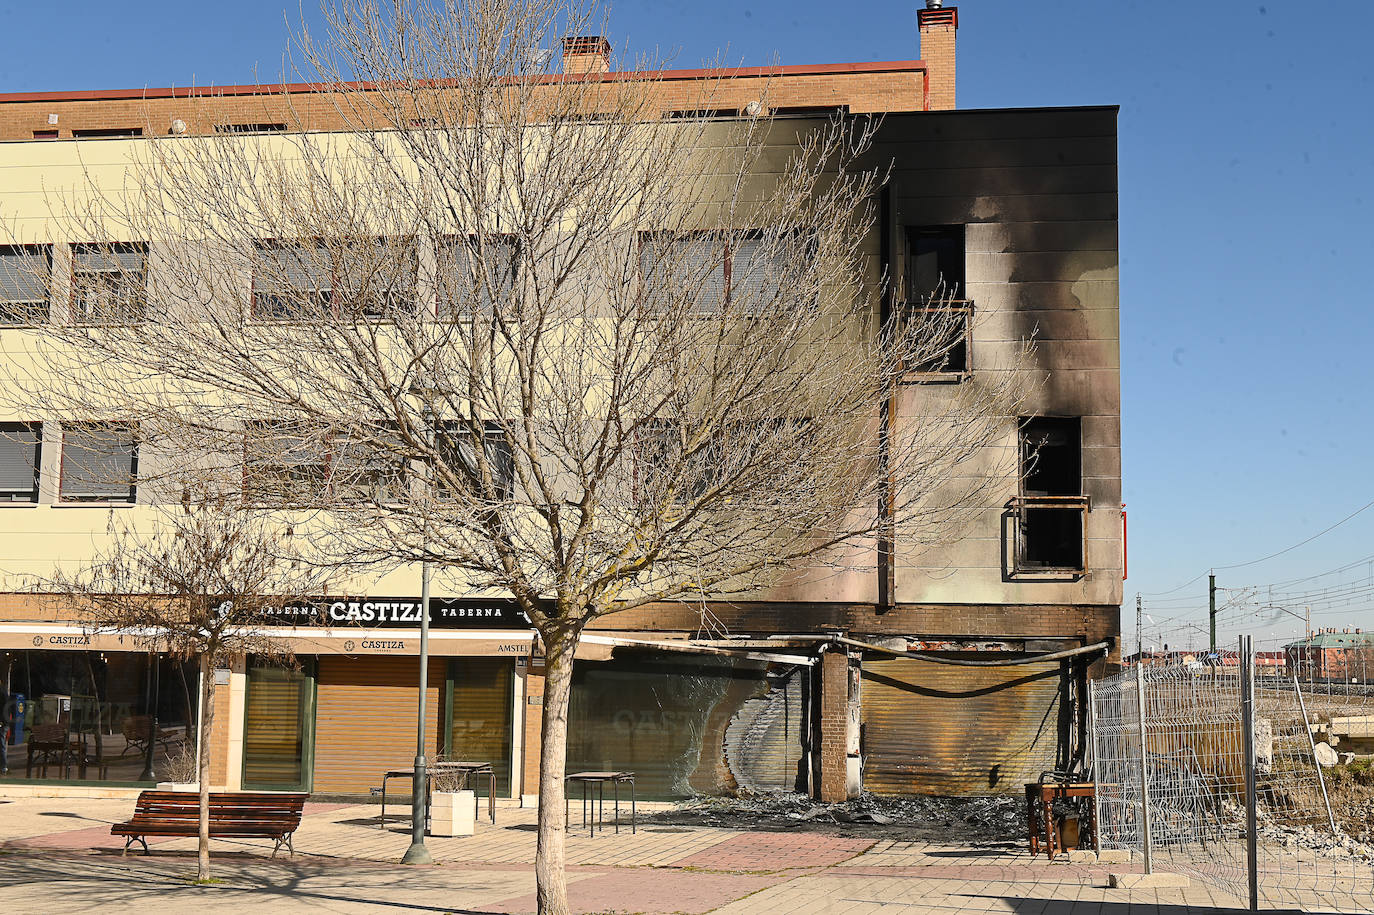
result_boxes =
[1208,572,1217,655]
[1135,594,1143,667]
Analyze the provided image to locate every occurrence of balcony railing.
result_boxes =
[897,298,973,380]
[1009,494,1090,575]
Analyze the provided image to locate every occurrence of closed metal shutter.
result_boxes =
[448,659,514,796]
[313,656,443,794]
[861,657,1066,795]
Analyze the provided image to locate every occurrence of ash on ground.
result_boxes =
[642,791,1027,844]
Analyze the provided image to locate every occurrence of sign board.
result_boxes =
[239,597,532,630]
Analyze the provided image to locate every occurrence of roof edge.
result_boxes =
[0,60,926,105]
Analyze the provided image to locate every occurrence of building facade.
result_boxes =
[0,7,1122,801]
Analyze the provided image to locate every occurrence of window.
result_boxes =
[214,123,287,134]
[0,423,41,503]
[243,422,331,504]
[1013,417,1087,573]
[244,422,408,505]
[72,127,143,138]
[32,130,58,140]
[904,226,970,377]
[253,239,415,319]
[634,418,807,502]
[71,243,146,323]
[434,422,515,501]
[60,423,138,503]
[907,226,965,303]
[0,245,51,325]
[436,236,517,319]
[640,232,793,316]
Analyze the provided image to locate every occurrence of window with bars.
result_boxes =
[60,423,138,503]
[0,245,51,325]
[435,236,518,319]
[71,243,146,324]
[0,423,41,503]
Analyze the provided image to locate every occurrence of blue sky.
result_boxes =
[2,0,1371,650]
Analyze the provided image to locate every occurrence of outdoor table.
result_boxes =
[565,771,635,837]
[1024,781,1097,860]
[380,761,497,831]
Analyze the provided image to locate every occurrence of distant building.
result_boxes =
[1286,629,1374,681]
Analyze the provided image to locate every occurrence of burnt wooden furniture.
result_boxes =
[110,790,308,857]
[1024,781,1097,860]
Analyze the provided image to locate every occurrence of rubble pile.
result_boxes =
[645,791,1026,842]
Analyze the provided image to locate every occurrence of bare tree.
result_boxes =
[44,493,335,882]
[1,0,1031,909]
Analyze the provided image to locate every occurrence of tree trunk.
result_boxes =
[197,652,215,882]
[534,634,577,915]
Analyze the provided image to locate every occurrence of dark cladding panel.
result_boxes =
[861,657,1067,795]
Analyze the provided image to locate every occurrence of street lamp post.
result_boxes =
[402,401,436,866]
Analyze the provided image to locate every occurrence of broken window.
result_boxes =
[1014,417,1087,573]
[903,226,970,377]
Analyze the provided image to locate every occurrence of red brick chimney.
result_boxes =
[917,2,958,110]
[562,36,612,75]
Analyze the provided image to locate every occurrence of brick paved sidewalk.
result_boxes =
[0,795,1265,913]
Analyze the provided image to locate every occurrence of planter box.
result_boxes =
[430,789,476,837]
[156,782,199,792]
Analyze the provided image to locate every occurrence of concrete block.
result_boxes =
[521,793,539,808]
[1066,850,1097,863]
[1096,849,1132,864]
[430,790,476,837]
[1109,872,1191,889]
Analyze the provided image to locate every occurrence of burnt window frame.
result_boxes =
[902,225,971,382]
[1011,416,1089,575]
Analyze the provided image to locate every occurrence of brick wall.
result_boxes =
[918,8,957,110]
[818,648,851,802]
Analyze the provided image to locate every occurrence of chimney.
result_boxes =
[562,36,612,75]
[917,2,958,110]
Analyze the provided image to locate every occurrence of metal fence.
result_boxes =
[1091,636,1374,913]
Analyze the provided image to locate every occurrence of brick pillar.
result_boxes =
[207,661,237,788]
[918,6,958,110]
[521,662,545,800]
[818,648,860,802]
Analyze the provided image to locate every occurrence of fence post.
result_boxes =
[1087,679,1101,854]
[1240,635,1259,912]
[1292,669,1338,835]
[1134,663,1153,875]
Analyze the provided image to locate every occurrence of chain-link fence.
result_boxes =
[1091,636,1374,912]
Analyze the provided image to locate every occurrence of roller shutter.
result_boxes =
[313,656,444,794]
[861,657,1067,795]
[448,659,515,796]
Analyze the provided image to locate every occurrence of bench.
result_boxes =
[110,790,308,857]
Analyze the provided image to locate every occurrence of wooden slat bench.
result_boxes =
[110,790,309,857]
